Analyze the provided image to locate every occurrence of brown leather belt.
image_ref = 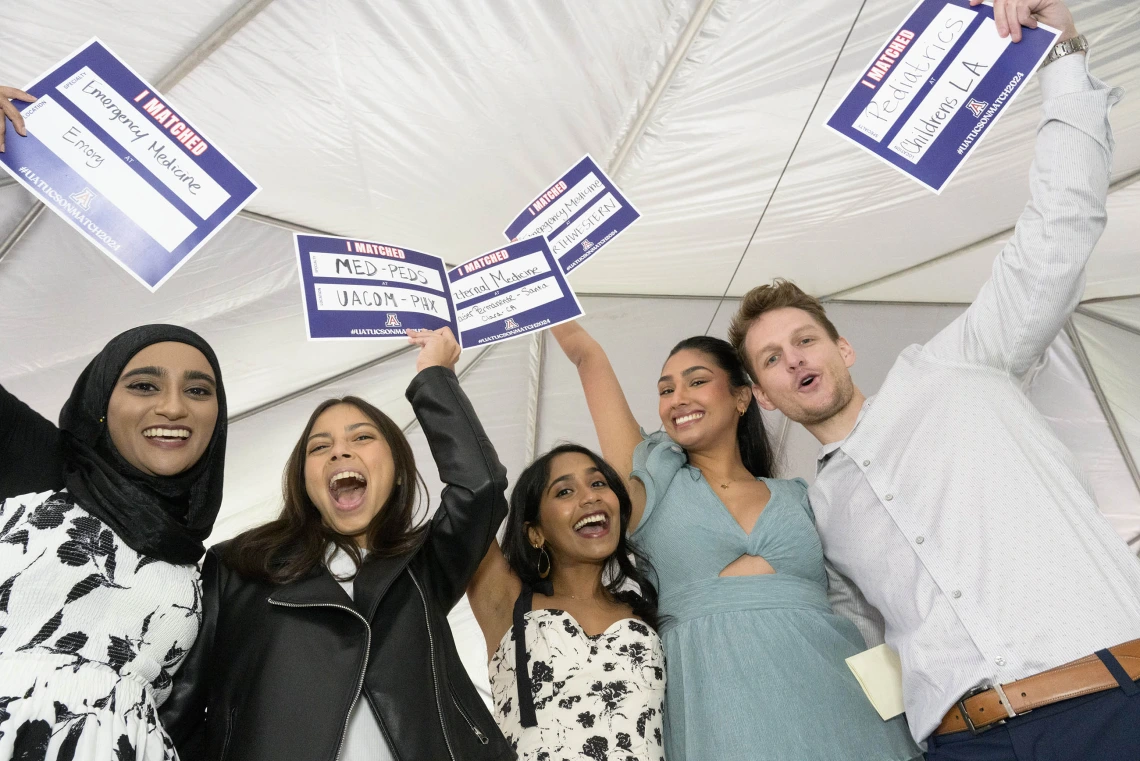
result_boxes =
[936,638,1140,735]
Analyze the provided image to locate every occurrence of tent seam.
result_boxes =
[703,0,870,334]
[1063,318,1140,551]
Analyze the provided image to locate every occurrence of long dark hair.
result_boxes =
[502,444,661,629]
[224,396,426,583]
[668,335,775,478]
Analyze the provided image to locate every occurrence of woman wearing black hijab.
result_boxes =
[0,325,227,761]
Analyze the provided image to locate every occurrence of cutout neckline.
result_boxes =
[700,473,775,537]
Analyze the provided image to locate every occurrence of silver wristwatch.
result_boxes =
[1041,34,1088,67]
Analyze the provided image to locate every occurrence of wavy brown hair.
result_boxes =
[224,396,426,584]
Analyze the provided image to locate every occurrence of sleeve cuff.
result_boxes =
[1038,52,1092,99]
[405,364,458,402]
[1038,48,1122,108]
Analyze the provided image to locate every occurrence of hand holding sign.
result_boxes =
[825,0,1060,193]
[408,328,462,373]
[977,0,1076,43]
[0,86,36,152]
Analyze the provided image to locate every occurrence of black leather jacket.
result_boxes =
[160,366,515,761]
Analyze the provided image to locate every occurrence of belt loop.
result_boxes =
[1095,649,1140,696]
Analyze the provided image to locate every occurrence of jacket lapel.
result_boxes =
[352,551,417,622]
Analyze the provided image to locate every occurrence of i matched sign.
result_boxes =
[0,38,259,289]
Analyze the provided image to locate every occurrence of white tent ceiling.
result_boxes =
[3,0,1139,700]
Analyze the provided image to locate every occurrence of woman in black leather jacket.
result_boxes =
[160,328,515,761]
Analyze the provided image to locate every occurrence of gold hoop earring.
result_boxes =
[535,544,551,579]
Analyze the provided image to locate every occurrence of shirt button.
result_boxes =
[863,460,871,467]
[885,494,894,501]
[995,657,1006,667]
[952,590,962,599]
[670,445,682,453]
[915,536,924,545]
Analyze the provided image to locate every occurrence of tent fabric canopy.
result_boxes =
[3,0,1138,703]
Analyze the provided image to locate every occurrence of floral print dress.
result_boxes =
[0,490,201,761]
[489,609,666,761]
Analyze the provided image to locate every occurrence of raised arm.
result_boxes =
[550,322,647,529]
[0,382,65,500]
[406,329,510,612]
[926,5,1117,375]
[467,539,521,661]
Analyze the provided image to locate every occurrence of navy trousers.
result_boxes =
[925,651,1140,761]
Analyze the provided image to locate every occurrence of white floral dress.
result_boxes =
[490,609,666,761]
[0,489,201,761]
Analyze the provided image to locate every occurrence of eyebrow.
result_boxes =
[658,365,713,384]
[121,366,164,380]
[758,327,820,357]
[547,467,603,492]
[120,366,216,387]
[307,421,378,443]
[185,370,216,386]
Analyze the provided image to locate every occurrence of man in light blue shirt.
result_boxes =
[730,0,1140,759]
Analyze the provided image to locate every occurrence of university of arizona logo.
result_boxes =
[966,98,988,118]
[504,317,519,330]
[581,238,593,250]
[385,313,402,327]
[69,187,97,210]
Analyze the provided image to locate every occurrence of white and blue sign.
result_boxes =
[504,154,639,274]
[825,0,1058,193]
[296,234,457,340]
[449,237,583,347]
[0,39,259,290]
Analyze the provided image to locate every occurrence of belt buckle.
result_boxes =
[957,688,994,733]
[957,684,1018,736]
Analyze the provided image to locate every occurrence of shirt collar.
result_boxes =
[325,542,369,580]
[815,395,875,472]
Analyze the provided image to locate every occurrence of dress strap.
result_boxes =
[512,584,539,728]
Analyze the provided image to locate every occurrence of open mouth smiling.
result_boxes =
[142,426,191,447]
[673,411,704,428]
[572,511,611,539]
[328,469,368,511]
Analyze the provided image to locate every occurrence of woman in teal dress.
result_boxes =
[551,324,921,761]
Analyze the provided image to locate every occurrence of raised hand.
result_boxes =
[0,86,36,153]
[407,328,462,373]
[972,0,1078,43]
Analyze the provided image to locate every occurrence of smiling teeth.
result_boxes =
[143,428,189,438]
[573,514,607,531]
[675,412,703,425]
[329,471,366,489]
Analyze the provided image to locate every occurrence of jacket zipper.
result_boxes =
[450,691,489,744]
[219,707,236,760]
[267,599,371,761]
[407,569,458,761]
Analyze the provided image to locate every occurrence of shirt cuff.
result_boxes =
[1038,52,1091,99]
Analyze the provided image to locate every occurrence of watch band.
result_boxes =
[1041,33,1088,67]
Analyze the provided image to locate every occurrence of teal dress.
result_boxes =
[632,432,922,761]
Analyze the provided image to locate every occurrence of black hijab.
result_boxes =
[59,325,227,565]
